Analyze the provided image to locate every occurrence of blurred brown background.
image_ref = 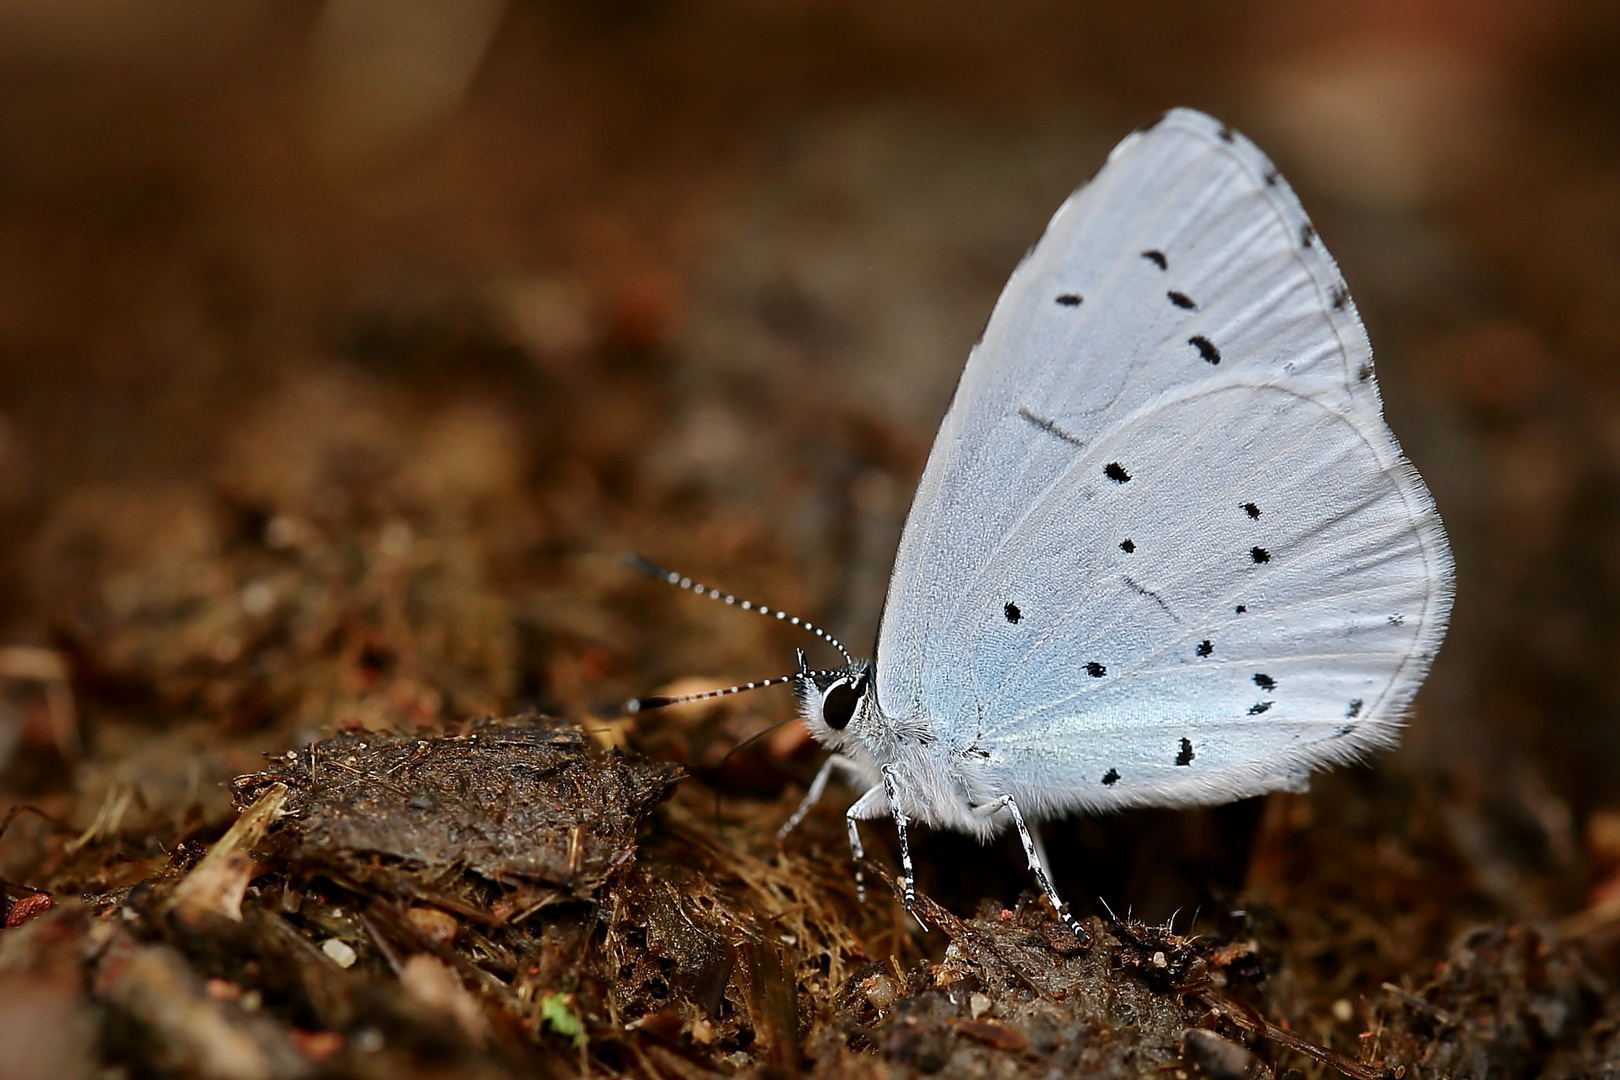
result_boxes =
[2,0,1620,969]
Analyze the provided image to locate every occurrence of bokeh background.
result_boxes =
[3,0,1620,1070]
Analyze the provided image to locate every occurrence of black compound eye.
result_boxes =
[821,679,861,730]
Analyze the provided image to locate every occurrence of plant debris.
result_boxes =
[7,710,1619,1078]
[231,716,682,919]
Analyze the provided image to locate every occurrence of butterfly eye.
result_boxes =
[821,678,863,730]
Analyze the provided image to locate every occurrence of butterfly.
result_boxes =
[631,108,1455,937]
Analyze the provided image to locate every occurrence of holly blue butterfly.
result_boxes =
[632,108,1454,937]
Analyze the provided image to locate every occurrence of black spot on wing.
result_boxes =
[1104,462,1131,483]
[1175,737,1195,766]
[1253,673,1276,691]
[1055,293,1082,307]
[1347,699,1363,718]
[1242,502,1260,519]
[1250,547,1270,564]
[1217,125,1235,142]
[1235,604,1247,614]
[1141,249,1167,270]
[1358,364,1373,382]
[1119,538,1135,553]
[1085,662,1106,678]
[1248,701,1273,715]
[1167,290,1197,310]
[1264,169,1279,187]
[1189,335,1221,364]
[1300,223,1316,248]
[1329,283,1350,311]
[1004,602,1021,624]
[1196,639,1213,657]
[1102,768,1120,786]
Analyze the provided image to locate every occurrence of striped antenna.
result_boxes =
[626,673,795,714]
[626,553,855,664]
[625,665,845,714]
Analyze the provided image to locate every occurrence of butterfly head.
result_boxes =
[791,649,874,748]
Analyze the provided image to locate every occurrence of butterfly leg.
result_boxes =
[778,753,865,840]
[880,765,931,931]
[878,766,916,905]
[979,795,1090,943]
[1028,817,1052,878]
[843,785,887,903]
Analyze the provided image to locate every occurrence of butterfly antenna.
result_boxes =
[627,553,855,665]
[624,648,848,713]
[624,674,798,714]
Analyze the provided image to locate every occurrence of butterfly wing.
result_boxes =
[873,109,1454,814]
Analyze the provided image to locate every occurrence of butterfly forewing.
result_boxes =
[875,109,1453,811]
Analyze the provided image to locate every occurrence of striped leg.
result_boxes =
[843,785,887,904]
[978,795,1089,943]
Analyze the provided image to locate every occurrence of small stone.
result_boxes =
[969,992,992,1019]
[405,906,459,948]
[862,973,899,1011]
[321,938,358,968]
[4,892,52,928]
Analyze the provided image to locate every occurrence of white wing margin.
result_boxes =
[874,109,1454,814]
